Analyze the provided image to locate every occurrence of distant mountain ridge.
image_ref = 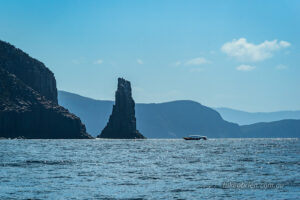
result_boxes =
[58,91,300,138]
[241,120,300,138]
[216,107,300,125]
[58,91,114,137]
[58,91,241,138]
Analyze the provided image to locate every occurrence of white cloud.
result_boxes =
[185,57,210,66]
[137,59,144,65]
[94,59,103,65]
[236,64,256,71]
[279,41,290,48]
[221,38,291,62]
[276,64,288,70]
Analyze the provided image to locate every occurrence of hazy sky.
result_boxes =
[0,0,299,112]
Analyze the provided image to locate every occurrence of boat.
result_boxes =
[183,135,207,140]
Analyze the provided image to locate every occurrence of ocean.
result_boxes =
[0,138,299,199]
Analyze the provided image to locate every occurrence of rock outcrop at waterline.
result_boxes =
[97,78,145,139]
[0,40,92,139]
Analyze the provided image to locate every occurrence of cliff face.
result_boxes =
[0,41,91,139]
[98,78,145,139]
[0,40,57,104]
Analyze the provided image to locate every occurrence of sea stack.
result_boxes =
[98,78,145,139]
[0,40,92,139]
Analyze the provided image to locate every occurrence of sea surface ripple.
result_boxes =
[0,138,299,199]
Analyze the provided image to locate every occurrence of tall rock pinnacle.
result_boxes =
[97,78,145,139]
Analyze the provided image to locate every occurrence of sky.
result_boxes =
[0,0,299,112]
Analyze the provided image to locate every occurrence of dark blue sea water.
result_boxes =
[0,138,299,199]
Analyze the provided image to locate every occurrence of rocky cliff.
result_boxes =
[98,78,145,139]
[0,40,57,103]
[0,41,91,139]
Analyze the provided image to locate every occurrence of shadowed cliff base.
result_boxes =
[98,78,145,139]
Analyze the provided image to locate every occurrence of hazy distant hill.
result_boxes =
[58,91,241,138]
[135,101,241,138]
[58,91,114,137]
[216,107,300,125]
[241,120,300,138]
